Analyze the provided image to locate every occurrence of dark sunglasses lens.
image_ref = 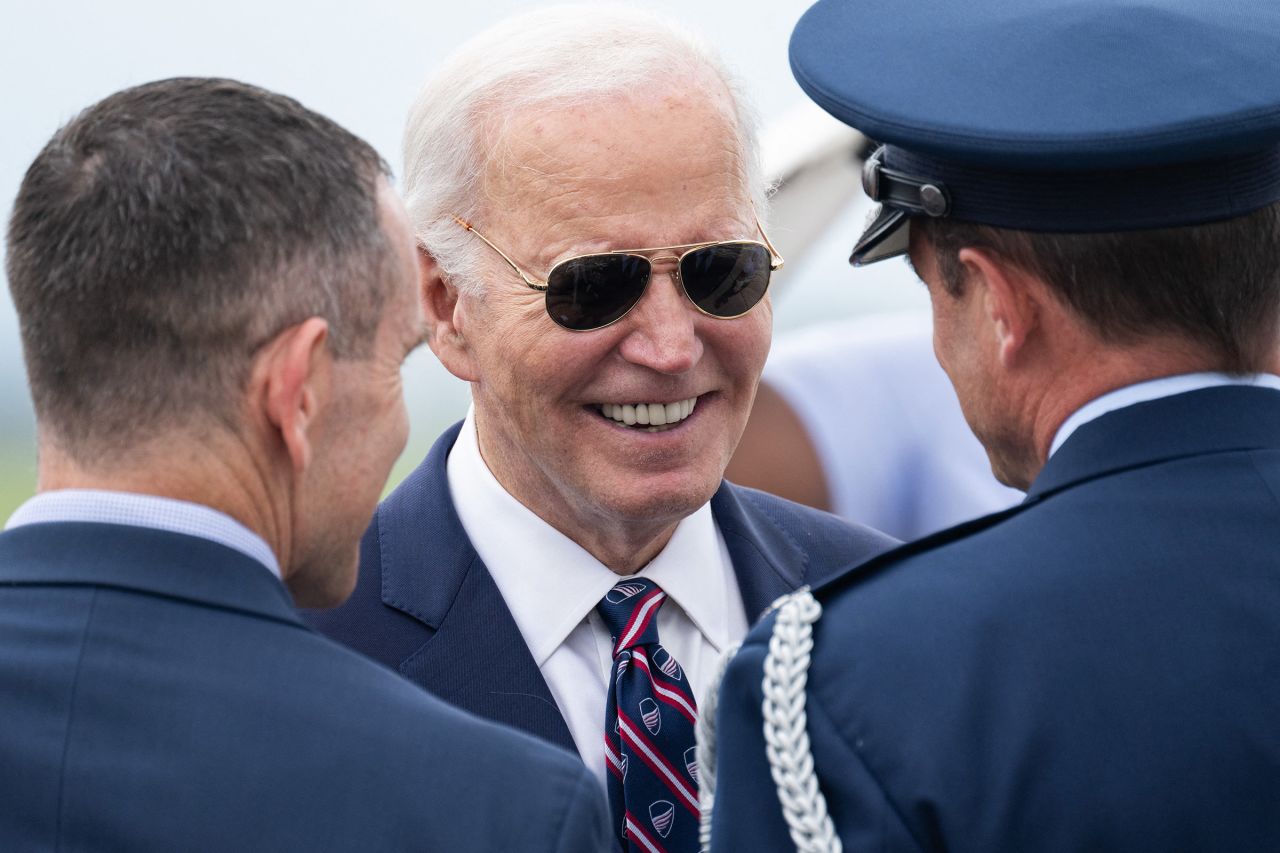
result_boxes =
[680,243,771,317]
[545,254,650,331]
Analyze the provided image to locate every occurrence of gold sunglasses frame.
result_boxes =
[452,212,785,331]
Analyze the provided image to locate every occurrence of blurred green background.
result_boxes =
[0,358,474,520]
[0,438,36,519]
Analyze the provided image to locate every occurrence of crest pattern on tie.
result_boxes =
[599,577,699,853]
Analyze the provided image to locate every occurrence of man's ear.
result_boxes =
[957,247,1040,368]
[256,317,331,474]
[419,247,480,382]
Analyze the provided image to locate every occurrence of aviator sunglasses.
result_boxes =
[452,214,784,331]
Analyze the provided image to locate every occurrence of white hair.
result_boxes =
[401,4,767,295]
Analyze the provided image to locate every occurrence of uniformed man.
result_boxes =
[706,0,1280,849]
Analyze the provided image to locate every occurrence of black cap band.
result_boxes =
[884,144,1280,233]
[849,142,1280,266]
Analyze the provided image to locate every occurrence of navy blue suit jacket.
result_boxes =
[0,521,609,851]
[307,422,897,753]
[712,386,1280,852]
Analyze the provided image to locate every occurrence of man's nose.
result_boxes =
[616,266,703,374]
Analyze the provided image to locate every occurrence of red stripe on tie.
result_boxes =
[625,811,668,853]
[605,735,626,779]
[615,589,666,655]
[618,712,700,815]
[632,651,697,725]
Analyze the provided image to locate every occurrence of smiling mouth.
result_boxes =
[595,397,698,432]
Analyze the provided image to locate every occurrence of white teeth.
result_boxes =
[598,396,700,430]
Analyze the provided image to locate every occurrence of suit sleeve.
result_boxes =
[552,765,612,853]
[709,627,928,852]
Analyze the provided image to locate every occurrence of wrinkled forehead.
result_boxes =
[477,78,753,250]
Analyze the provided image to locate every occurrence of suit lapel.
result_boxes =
[374,423,575,752]
[375,427,870,748]
[711,483,809,623]
[396,558,576,749]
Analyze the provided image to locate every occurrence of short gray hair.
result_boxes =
[402,4,766,295]
[6,78,394,459]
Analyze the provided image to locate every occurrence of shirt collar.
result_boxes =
[634,502,733,654]
[1049,372,1280,458]
[5,489,281,579]
[446,406,734,665]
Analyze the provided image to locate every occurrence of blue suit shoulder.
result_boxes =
[0,523,610,853]
[713,443,1280,851]
[282,629,611,851]
[716,480,900,593]
[723,481,898,554]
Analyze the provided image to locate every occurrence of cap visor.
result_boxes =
[849,206,911,266]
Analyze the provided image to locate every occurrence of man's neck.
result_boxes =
[36,431,290,570]
[577,521,681,576]
[504,489,682,576]
[1023,343,1244,484]
[467,429,687,576]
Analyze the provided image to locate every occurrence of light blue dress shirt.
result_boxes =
[1049,372,1280,458]
[5,489,280,579]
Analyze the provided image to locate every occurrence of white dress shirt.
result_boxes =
[1049,372,1280,458]
[5,489,281,579]
[447,407,748,785]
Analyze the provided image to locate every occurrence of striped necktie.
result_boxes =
[598,578,700,852]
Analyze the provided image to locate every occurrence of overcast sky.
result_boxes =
[0,0,924,448]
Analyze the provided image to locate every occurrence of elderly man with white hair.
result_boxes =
[308,7,895,851]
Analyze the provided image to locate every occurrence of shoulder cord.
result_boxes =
[697,639,740,852]
[761,587,842,853]
[696,587,840,853]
